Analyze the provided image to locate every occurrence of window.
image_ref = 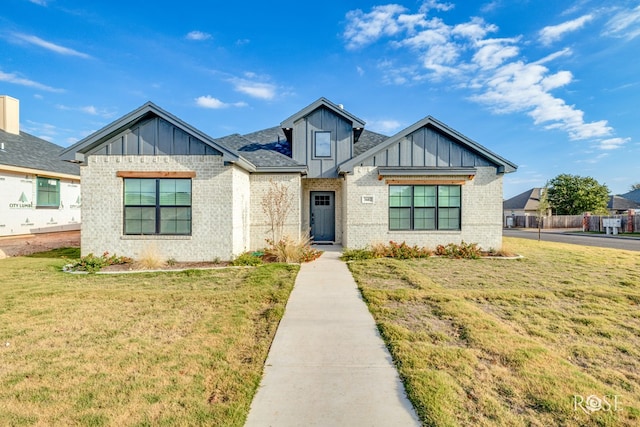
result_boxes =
[123,178,192,235]
[314,131,331,157]
[389,185,460,230]
[37,177,60,208]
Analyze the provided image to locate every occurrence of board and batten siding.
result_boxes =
[292,107,354,178]
[88,117,222,157]
[357,125,493,168]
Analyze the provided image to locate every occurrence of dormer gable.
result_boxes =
[280,98,366,178]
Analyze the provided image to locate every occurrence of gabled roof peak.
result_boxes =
[280,97,366,129]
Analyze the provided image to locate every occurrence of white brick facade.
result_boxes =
[81,155,248,262]
[248,174,302,249]
[343,166,504,250]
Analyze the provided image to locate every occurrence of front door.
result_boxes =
[310,191,335,242]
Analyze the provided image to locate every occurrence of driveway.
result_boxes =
[503,228,640,252]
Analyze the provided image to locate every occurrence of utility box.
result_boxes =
[603,218,621,235]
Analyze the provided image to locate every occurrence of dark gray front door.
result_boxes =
[310,191,335,242]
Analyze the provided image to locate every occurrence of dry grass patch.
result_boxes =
[348,237,640,426]
[0,249,298,426]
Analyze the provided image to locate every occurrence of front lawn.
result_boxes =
[0,249,298,426]
[348,237,640,426]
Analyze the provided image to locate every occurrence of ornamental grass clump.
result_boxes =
[265,233,322,263]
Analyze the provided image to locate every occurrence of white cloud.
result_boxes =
[231,77,276,100]
[344,4,409,49]
[28,0,47,5]
[343,4,625,150]
[195,95,247,109]
[538,14,593,45]
[12,33,91,58]
[598,137,629,150]
[0,70,63,92]
[56,104,114,117]
[366,119,403,134]
[604,5,640,40]
[185,31,212,41]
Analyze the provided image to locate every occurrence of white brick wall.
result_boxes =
[81,155,247,262]
[248,174,302,250]
[343,166,504,250]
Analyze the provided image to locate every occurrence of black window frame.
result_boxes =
[36,176,60,209]
[389,184,461,231]
[123,178,192,236]
[314,131,332,158]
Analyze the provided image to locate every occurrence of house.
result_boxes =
[607,195,640,214]
[503,187,550,224]
[621,189,640,204]
[0,95,81,237]
[60,98,517,261]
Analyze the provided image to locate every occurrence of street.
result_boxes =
[503,229,640,252]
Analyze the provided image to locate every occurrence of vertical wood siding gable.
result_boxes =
[91,117,222,156]
[291,106,354,178]
[357,125,493,168]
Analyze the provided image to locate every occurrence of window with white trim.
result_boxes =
[123,178,192,235]
[389,185,461,230]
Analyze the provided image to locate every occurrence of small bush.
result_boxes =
[65,252,132,273]
[231,252,263,266]
[341,248,376,261]
[136,243,164,270]
[435,241,481,259]
[342,241,431,261]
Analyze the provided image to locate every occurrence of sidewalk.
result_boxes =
[245,246,420,427]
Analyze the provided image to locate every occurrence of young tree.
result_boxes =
[546,174,609,215]
[260,179,294,242]
[536,187,550,240]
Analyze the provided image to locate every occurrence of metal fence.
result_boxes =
[505,214,640,232]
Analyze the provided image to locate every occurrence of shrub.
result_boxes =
[65,252,132,273]
[386,241,432,259]
[231,252,264,266]
[136,243,164,270]
[342,241,431,261]
[435,241,481,259]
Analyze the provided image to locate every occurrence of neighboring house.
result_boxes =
[60,97,517,261]
[0,95,81,237]
[607,195,640,214]
[621,189,640,204]
[503,188,549,223]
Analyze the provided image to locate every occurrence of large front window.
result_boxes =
[389,185,460,230]
[36,177,60,208]
[123,178,192,235]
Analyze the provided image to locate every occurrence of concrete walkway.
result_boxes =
[245,246,420,427]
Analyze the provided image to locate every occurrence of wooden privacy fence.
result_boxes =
[505,212,640,232]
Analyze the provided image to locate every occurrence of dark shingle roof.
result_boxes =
[0,130,80,176]
[215,125,391,169]
[503,188,543,210]
[354,129,389,156]
[608,195,640,211]
[216,132,302,168]
[621,189,640,203]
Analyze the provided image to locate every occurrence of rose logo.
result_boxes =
[585,395,603,412]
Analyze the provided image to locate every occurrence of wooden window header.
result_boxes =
[385,179,469,185]
[116,171,196,178]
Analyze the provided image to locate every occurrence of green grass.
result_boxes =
[348,237,640,426]
[0,248,299,426]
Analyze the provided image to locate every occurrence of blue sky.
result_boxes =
[1,0,639,198]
